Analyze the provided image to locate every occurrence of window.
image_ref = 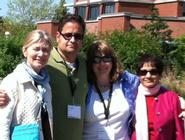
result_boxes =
[76,6,86,19]
[89,5,100,20]
[183,2,185,16]
[104,3,115,14]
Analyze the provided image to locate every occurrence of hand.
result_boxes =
[0,90,9,107]
[179,110,185,120]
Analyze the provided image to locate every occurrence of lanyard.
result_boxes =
[94,82,113,120]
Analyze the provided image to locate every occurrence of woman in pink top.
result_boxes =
[132,54,184,140]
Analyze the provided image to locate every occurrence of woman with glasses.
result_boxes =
[132,54,184,140]
[83,40,139,140]
[0,30,53,140]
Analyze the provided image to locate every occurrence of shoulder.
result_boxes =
[0,71,20,100]
[48,47,61,65]
[0,63,31,93]
[121,71,140,85]
[1,69,19,90]
[159,87,181,103]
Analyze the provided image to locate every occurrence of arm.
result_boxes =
[0,89,9,106]
[178,96,185,119]
[173,94,185,140]
[0,76,18,140]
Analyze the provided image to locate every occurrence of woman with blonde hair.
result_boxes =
[0,30,53,140]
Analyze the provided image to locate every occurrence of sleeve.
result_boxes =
[0,74,18,140]
[173,93,185,140]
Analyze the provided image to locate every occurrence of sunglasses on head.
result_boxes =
[60,32,83,41]
[138,69,159,76]
[93,56,112,64]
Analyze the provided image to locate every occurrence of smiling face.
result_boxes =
[56,21,83,62]
[139,62,161,88]
[92,53,113,79]
[23,40,51,73]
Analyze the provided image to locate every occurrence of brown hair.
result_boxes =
[86,40,123,84]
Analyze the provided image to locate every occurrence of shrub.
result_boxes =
[101,30,163,72]
[0,35,23,77]
[162,71,185,98]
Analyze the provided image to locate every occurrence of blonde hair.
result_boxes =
[23,30,53,50]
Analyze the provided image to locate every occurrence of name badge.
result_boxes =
[67,105,81,119]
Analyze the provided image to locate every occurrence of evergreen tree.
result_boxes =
[53,0,68,21]
[142,6,172,41]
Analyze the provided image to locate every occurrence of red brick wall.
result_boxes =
[130,18,185,38]
[155,2,181,17]
[98,16,129,33]
[37,21,58,39]
[86,21,99,34]
[37,17,185,38]
[130,18,150,30]
[119,2,153,15]
[167,21,185,37]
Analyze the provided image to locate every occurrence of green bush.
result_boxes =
[169,35,185,75]
[0,35,23,77]
[0,21,34,77]
[98,30,163,72]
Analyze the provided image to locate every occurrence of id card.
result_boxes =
[98,126,115,140]
[67,105,81,119]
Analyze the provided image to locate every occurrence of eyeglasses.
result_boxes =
[60,32,83,41]
[93,56,112,64]
[138,69,159,76]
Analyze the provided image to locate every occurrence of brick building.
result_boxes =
[37,0,185,38]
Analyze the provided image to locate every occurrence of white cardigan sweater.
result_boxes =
[0,63,53,140]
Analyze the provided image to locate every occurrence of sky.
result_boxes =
[0,1,8,16]
[0,0,72,17]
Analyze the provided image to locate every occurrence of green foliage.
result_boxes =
[169,35,185,75]
[142,6,172,41]
[0,19,34,77]
[99,30,162,72]
[52,0,68,21]
[2,18,35,37]
[162,71,185,98]
[7,0,55,24]
[0,35,23,77]
[81,33,97,53]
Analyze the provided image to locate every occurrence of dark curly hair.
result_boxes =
[136,53,164,76]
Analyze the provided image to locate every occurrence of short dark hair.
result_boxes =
[87,40,123,84]
[136,54,164,76]
[58,14,86,35]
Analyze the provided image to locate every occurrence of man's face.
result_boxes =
[56,21,84,59]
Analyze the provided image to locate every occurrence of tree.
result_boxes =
[53,0,68,21]
[142,6,172,41]
[7,0,55,24]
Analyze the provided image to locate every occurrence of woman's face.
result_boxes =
[92,54,112,79]
[139,62,161,88]
[23,41,51,73]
